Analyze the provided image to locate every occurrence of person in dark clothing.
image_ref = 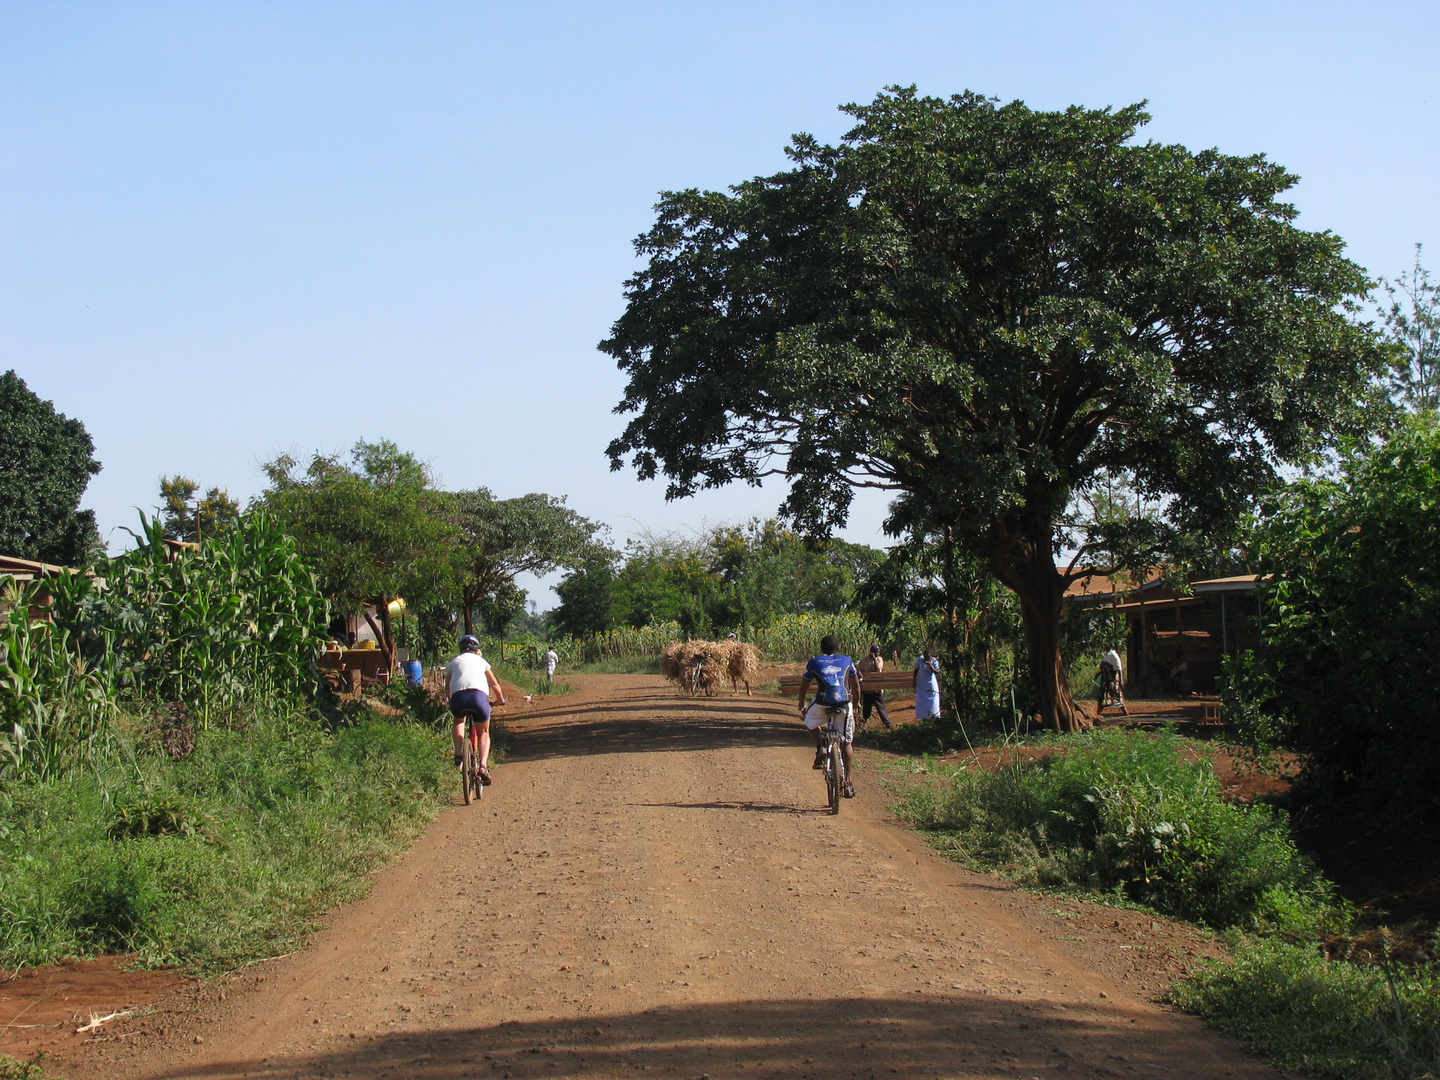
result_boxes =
[857,642,893,730]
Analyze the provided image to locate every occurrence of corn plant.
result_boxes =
[0,581,117,785]
[48,512,328,726]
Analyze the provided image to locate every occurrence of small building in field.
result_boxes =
[1066,570,1264,695]
[0,553,95,622]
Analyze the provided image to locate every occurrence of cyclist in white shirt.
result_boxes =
[446,635,507,785]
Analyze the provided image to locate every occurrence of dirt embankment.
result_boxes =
[11,674,1278,1080]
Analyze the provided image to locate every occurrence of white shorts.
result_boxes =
[803,702,855,743]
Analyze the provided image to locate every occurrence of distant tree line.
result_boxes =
[551,519,885,640]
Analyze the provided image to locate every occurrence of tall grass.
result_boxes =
[0,700,447,972]
[895,728,1440,1079]
[0,584,118,784]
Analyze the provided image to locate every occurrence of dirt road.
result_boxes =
[69,674,1273,1080]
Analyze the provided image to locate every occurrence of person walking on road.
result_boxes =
[858,643,894,730]
[544,645,559,687]
[913,647,942,720]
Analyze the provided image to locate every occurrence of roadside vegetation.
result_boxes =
[896,728,1439,1079]
[0,515,451,974]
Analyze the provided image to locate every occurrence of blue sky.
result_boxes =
[3,2,1436,601]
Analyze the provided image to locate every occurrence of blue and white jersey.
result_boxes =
[804,653,858,704]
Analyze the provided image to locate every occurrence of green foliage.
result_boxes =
[1242,415,1440,824]
[0,580,118,785]
[1173,936,1440,1080]
[552,520,886,641]
[0,702,448,972]
[0,1054,56,1080]
[71,513,327,720]
[601,87,1388,729]
[1376,244,1440,413]
[0,370,103,566]
[897,730,1327,930]
[259,440,455,645]
[0,512,326,783]
[442,489,600,635]
[158,475,241,542]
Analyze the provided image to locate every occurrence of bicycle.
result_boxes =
[686,654,713,697]
[457,709,485,805]
[817,706,847,815]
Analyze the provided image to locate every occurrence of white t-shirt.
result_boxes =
[446,652,493,696]
[1102,649,1123,673]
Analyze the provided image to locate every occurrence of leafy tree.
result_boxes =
[0,370,102,565]
[707,519,883,627]
[259,440,455,667]
[158,475,241,542]
[611,541,721,637]
[552,548,621,637]
[441,489,600,635]
[1376,243,1440,412]
[1241,415,1440,826]
[601,87,1386,730]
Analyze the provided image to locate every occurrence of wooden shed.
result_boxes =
[1067,570,1264,695]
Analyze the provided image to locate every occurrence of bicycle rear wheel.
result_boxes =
[828,742,843,815]
[461,737,474,805]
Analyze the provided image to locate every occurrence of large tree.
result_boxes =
[442,489,601,635]
[0,370,102,565]
[601,88,1386,730]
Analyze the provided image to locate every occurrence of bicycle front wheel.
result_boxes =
[828,742,843,815]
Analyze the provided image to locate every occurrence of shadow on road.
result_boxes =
[152,993,1186,1080]
[505,692,806,762]
[633,800,824,815]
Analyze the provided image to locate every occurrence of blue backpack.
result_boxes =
[813,657,853,706]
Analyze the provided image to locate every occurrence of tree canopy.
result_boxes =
[601,87,1387,729]
[0,370,102,565]
[441,489,601,634]
[551,521,884,639]
[159,475,242,542]
[259,440,455,662]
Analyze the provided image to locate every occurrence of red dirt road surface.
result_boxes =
[56,674,1274,1080]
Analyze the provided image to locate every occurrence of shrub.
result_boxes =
[1245,415,1440,825]
[898,729,1327,930]
[1173,936,1440,1080]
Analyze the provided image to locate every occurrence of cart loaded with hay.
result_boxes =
[659,638,760,697]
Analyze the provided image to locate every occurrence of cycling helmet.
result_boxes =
[458,634,481,653]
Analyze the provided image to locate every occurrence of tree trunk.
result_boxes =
[374,596,397,673]
[939,527,961,719]
[992,521,1092,733]
[462,586,477,636]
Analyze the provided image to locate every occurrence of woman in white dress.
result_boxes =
[913,647,942,720]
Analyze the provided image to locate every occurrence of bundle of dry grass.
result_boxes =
[658,639,731,696]
[725,640,760,695]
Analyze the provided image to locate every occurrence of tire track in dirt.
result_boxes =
[68,673,1275,1080]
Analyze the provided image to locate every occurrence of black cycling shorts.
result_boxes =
[449,689,492,723]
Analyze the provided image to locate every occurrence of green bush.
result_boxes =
[1173,936,1440,1080]
[1244,415,1440,825]
[898,729,1328,929]
[0,702,447,972]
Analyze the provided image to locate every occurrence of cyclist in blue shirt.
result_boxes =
[797,634,863,798]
